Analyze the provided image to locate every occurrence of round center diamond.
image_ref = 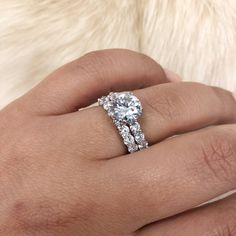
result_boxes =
[111,92,142,123]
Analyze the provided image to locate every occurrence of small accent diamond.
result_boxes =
[98,97,105,106]
[119,125,130,135]
[135,132,145,143]
[139,140,149,149]
[128,144,139,153]
[123,134,135,145]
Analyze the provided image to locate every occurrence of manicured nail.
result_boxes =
[164,69,182,82]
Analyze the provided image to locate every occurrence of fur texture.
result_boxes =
[0,0,236,108]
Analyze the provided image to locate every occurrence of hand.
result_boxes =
[0,49,236,236]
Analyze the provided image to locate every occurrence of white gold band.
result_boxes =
[115,121,139,153]
[130,122,148,150]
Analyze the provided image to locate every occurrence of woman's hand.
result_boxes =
[0,49,236,236]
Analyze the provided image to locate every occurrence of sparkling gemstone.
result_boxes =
[103,101,111,111]
[110,92,142,123]
[97,97,105,105]
[119,125,130,135]
[135,132,145,143]
[128,144,138,153]
[123,134,135,145]
[138,141,148,150]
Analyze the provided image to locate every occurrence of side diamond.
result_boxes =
[128,144,139,153]
[135,131,144,141]
[138,141,148,150]
[123,134,135,145]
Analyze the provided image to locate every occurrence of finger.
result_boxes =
[137,193,236,236]
[16,49,167,115]
[138,82,236,144]
[61,82,236,159]
[104,124,236,229]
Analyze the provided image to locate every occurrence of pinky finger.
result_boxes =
[137,193,236,236]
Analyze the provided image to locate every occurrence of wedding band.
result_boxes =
[98,92,148,153]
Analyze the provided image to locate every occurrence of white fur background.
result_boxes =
[0,0,236,108]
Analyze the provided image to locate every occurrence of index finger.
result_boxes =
[15,49,168,115]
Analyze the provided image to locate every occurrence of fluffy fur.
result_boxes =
[0,0,236,108]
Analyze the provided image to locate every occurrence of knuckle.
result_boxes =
[75,50,118,86]
[200,128,236,184]
[75,51,103,78]
[82,50,107,66]
[82,50,116,71]
[135,53,165,82]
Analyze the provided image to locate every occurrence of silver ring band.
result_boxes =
[130,122,148,150]
[98,92,148,153]
[115,121,139,153]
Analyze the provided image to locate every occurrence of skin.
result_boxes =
[0,49,236,236]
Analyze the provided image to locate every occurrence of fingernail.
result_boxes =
[164,69,182,82]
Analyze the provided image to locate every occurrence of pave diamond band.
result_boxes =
[130,122,148,150]
[116,121,139,153]
[98,92,148,153]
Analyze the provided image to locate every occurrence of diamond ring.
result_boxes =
[98,92,148,153]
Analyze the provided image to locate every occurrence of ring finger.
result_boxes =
[60,82,236,159]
